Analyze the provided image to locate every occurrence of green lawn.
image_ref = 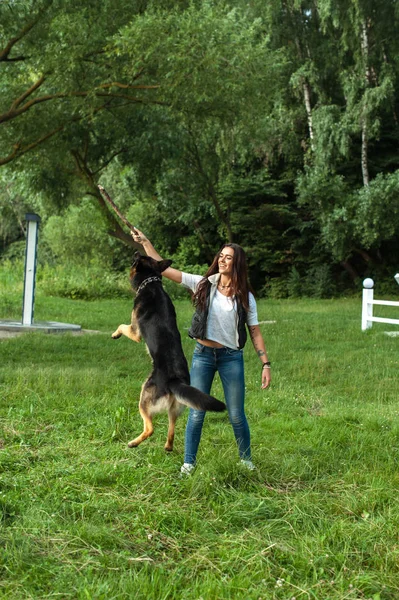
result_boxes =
[1,292,398,599]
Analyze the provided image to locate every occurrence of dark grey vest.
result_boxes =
[188,281,248,349]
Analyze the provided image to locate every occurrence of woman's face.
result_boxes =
[218,247,235,276]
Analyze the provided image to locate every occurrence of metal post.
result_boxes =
[22,213,41,325]
[361,278,374,331]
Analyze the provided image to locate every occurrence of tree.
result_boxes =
[3,0,399,293]
[1,1,276,248]
[301,0,399,274]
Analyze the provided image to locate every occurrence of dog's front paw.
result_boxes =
[112,329,122,339]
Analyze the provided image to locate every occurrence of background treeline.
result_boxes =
[1,0,399,300]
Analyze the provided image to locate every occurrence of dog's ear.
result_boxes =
[131,251,141,268]
[158,259,172,273]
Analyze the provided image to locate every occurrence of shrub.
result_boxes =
[261,277,289,299]
[287,266,302,298]
[303,264,337,298]
[38,263,131,300]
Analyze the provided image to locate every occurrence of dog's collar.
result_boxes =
[136,276,162,295]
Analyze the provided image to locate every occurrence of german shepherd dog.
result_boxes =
[112,252,226,451]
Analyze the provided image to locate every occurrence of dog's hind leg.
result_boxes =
[165,402,178,452]
[127,404,153,447]
[127,380,155,448]
[164,398,185,452]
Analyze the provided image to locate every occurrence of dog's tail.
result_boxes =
[168,380,226,412]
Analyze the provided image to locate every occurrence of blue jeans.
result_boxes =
[184,342,251,464]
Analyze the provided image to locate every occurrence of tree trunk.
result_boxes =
[360,19,370,187]
[188,139,234,242]
[207,184,234,242]
[287,1,315,151]
[340,259,358,280]
[303,79,314,150]
[193,220,215,262]
[361,119,370,187]
[355,248,375,264]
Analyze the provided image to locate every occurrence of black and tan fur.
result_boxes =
[112,252,226,451]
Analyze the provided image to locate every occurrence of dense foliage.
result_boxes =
[1,0,399,297]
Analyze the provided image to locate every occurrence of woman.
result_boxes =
[131,228,271,474]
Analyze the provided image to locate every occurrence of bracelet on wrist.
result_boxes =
[262,361,271,370]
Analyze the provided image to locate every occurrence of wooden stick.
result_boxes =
[98,185,135,232]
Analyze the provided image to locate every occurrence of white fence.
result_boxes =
[361,274,399,331]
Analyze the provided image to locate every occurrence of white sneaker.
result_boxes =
[180,463,195,476]
[240,459,256,471]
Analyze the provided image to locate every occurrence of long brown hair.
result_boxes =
[193,243,252,312]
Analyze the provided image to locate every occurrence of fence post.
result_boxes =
[22,213,41,326]
[361,278,374,331]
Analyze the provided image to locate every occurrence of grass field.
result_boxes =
[1,289,399,599]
